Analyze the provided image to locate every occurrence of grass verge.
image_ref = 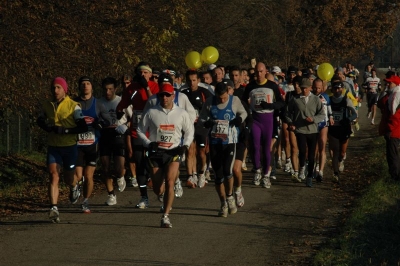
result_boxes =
[313,137,400,265]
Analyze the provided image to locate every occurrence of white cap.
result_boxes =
[272,66,281,73]
[208,64,217,71]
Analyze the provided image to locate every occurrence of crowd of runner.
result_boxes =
[37,60,399,227]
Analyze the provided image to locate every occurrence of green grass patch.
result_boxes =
[314,137,400,265]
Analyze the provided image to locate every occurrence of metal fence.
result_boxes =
[0,111,42,155]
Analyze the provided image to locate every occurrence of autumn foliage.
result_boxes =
[0,0,399,131]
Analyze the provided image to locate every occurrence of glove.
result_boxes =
[260,101,274,110]
[93,120,105,130]
[52,126,65,134]
[148,142,159,153]
[229,117,242,127]
[116,111,125,120]
[115,124,128,134]
[139,75,148,89]
[203,119,215,129]
[37,117,53,132]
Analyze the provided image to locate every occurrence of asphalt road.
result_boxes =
[0,103,376,266]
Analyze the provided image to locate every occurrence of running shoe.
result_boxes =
[218,203,228,217]
[355,122,360,131]
[291,172,301,183]
[252,169,262,185]
[198,174,206,188]
[276,159,282,169]
[339,160,345,172]
[227,196,237,214]
[106,194,117,206]
[81,200,91,214]
[77,176,84,193]
[306,176,313,187]
[235,190,245,207]
[160,214,172,228]
[371,119,375,125]
[117,177,126,192]
[315,163,320,173]
[136,197,149,209]
[69,185,80,204]
[367,112,371,118]
[158,193,164,203]
[261,175,271,188]
[299,167,306,180]
[174,178,183,198]
[316,171,323,183]
[241,162,248,171]
[186,175,197,188]
[270,171,277,180]
[284,160,292,173]
[130,177,138,188]
[49,206,60,223]
[332,173,340,183]
[205,170,211,182]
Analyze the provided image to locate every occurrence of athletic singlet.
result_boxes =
[329,96,348,126]
[98,96,121,128]
[209,95,238,145]
[77,97,100,146]
[365,77,380,93]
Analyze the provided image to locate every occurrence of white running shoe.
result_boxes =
[235,191,245,207]
[198,174,206,188]
[261,175,271,188]
[253,169,262,185]
[130,177,138,188]
[49,206,60,223]
[276,159,282,169]
[241,162,248,171]
[186,175,197,188]
[174,178,183,198]
[291,172,301,182]
[136,197,149,209]
[371,119,375,125]
[227,196,237,214]
[299,167,306,180]
[69,185,80,204]
[81,200,91,214]
[284,161,292,173]
[160,214,172,228]
[106,194,117,206]
[205,170,211,182]
[218,203,228,217]
[117,177,126,192]
[367,112,371,118]
[339,160,345,172]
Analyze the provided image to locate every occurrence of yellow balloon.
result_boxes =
[317,63,334,81]
[201,46,219,64]
[185,51,202,69]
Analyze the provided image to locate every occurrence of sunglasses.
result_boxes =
[159,93,173,97]
[152,75,159,79]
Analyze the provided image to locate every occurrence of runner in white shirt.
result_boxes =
[364,69,381,125]
[137,84,194,228]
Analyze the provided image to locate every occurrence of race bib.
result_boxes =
[78,129,95,145]
[253,92,272,110]
[332,111,343,126]
[194,109,199,122]
[131,110,143,129]
[211,120,229,140]
[157,124,174,148]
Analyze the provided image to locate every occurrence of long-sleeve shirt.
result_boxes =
[285,93,326,134]
[137,104,194,149]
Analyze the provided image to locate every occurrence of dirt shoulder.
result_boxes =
[0,104,378,265]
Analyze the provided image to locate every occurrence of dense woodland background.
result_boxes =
[0,0,400,151]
